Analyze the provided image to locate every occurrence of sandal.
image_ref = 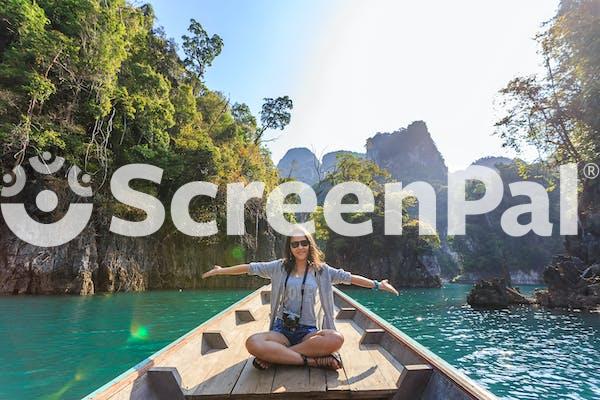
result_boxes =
[331,352,343,369]
[311,352,343,370]
[252,357,271,370]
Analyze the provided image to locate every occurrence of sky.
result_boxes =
[147,0,560,172]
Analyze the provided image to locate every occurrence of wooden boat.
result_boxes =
[84,286,498,400]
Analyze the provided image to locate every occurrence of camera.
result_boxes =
[282,309,301,330]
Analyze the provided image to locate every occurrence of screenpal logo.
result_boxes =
[1,152,93,247]
[0,153,580,247]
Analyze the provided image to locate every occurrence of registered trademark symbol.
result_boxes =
[583,163,599,179]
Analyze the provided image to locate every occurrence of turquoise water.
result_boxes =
[0,285,598,399]
[346,285,600,400]
[0,290,252,400]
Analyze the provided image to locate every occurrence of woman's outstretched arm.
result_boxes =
[326,264,399,296]
[202,264,250,279]
[350,274,399,296]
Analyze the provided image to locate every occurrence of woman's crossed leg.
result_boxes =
[245,329,344,369]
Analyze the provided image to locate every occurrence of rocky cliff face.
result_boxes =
[0,202,445,293]
[534,255,600,310]
[0,222,98,295]
[322,219,443,287]
[0,174,280,295]
[566,178,600,265]
[275,122,453,285]
[327,246,442,288]
[366,121,460,278]
[366,121,447,184]
[510,270,542,285]
[451,160,564,283]
[454,270,542,285]
[466,258,600,312]
[532,177,600,311]
[276,147,321,185]
[277,122,449,200]
[465,178,600,311]
[0,215,279,295]
[277,148,366,186]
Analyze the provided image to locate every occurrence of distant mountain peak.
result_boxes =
[277,147,320,185]
[472,156,514,169]
[366,121,447,183]
[276,121,448,185]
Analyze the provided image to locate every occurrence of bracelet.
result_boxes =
[372,280,380,291]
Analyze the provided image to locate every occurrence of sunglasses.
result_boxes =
[290,239,310,248]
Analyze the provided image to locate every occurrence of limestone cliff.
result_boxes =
[276,148,365,187]
[366,121,447,184]
[0,176,279,295]
[0,216,279,295]
[276,147,321,186]
[327,242,442,288]
[365,121,458,278]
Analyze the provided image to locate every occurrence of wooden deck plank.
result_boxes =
[228,305,277,397]
[333,288,497,400]
[173,297,266,390]
[168,328,237,390]
[363,343,404,389]
[271,364,311,393]
[309,367,327,393]
[187,305,270,396]
[185,340,246,396]
[325,366,350,394]
[325,309,351,394]
[395,364,434,400]
[269,364,327,395]
[229,355,276,397]
[334,320,397,394]
[106,374,155,400]
[175,304,261,391]
[88,288,266,400]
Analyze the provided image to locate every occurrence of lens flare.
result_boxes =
[45,370,86,400]
[230,245,245,260]
[129,324,149,341]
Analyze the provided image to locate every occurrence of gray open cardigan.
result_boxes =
[248,259,353,331]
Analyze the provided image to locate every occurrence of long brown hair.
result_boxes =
[282,226,324,274]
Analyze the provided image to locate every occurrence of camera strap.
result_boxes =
[283,265,310,320]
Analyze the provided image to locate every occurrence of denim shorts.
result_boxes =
[272,317,318,345]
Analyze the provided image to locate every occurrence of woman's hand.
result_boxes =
[202,265,222,279]
[380,279,399,296]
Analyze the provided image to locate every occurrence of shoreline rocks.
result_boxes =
[534,256,600,310]
[467,278,534,308]
[467,256,600,312]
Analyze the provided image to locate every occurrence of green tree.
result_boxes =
[495,0,599,165]
[0,0,282,244]
[451,161,563,278]
[232,102,256,140]
[254,96,293,144]
[181,18,223,81]
[325,153,390,193]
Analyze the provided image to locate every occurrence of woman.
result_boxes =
[202,226,399,371]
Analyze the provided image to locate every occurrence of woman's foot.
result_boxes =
[252,357,271,370]
[306,353,343,370]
